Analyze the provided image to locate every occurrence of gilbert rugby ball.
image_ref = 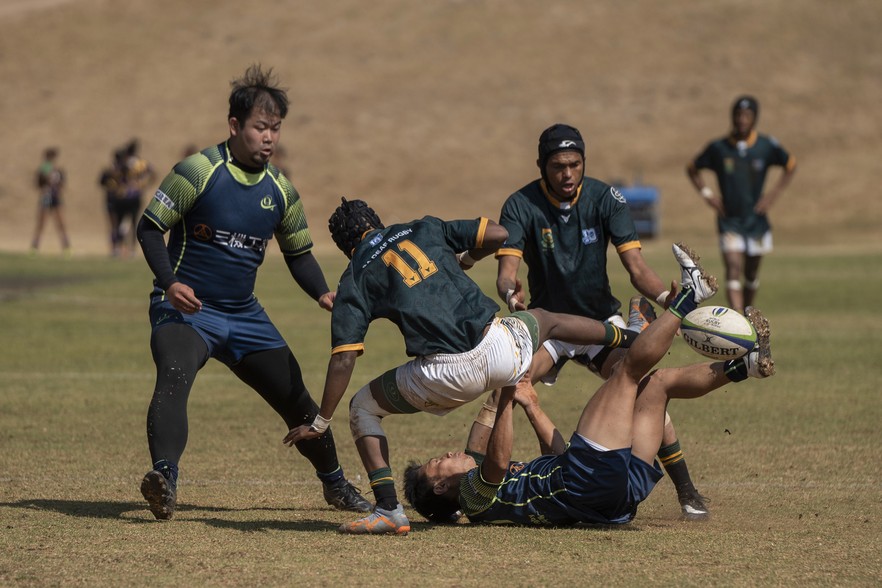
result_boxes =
[681,306,756,361]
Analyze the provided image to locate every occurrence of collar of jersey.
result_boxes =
[541,179,583,209]
[223,142,267,185]
[727,129,758,148]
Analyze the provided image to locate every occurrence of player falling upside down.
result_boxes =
[404,243,775,527]
[283,197,645,535]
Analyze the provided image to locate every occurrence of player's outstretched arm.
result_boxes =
[283,351,357,445]
[513,379,565,456]
[480,386,516,485]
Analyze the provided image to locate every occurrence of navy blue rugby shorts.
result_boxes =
[149,298,287,366]
[563,433,664,523]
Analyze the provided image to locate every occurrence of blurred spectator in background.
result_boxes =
[30,147,71,255]
[116,139,157,257]
[98,149,128,257]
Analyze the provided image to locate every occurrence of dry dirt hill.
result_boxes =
[1,0,880,256]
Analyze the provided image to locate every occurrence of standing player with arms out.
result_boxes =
[284,198,642,535]
[135,64,370,520]
[687,95,797,314]
[496,123,710,519]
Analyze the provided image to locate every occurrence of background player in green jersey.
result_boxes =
[687,95,797,314]
[405,246,776,527]
[283,198,641,535]
[135,64,369,520]
[495,123,710,519]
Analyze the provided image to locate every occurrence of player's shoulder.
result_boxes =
[173,144,224,181]
[507,179,543,201]
[757,133,784,148]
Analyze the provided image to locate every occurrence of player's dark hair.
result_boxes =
[731,95,759,121]
[402,461,462,524]
[228,64,289,122]
[328,197,384,258]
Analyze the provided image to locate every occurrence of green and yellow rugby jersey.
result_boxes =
[690,130,795,237]
[497,177,641,320]
[331,216,500,358]
[144,142,313,310]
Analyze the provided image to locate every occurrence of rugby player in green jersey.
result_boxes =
[283,198,642,535]
[405,246,776,528]
[495,124,710,519]
[687,95,797,314]
[135,64,370,520]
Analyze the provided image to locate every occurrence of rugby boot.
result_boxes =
[323,477,372,513]
[338,503,411,535]
[628,295,657,332]
[672,242,718,304]
[141,470,177,520]
[745,306,775,378]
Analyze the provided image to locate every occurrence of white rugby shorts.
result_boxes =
[720,230,773,256]
[542,314,627,374]
[394,316,534,416]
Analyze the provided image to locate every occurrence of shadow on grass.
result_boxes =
[0,499,356,532]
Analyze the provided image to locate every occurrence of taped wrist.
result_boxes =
[474,402,498,428]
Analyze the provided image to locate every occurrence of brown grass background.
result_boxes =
[2,0,881,256]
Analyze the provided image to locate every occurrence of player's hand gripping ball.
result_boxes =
[681,306,757,360]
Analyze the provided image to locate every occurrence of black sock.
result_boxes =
[369,467,398,510]
[658,441,697,497]
[669,287,698,319]
[604,323,638,348]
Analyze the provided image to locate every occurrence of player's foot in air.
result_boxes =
[672,242,718,303]
[338,503,411,535]
[628,296,657,332]
[745,306,775,378]
[323,478,372,512]
[678,487,711,521]
[141,470,177,520]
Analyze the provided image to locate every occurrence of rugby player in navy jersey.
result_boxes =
[495,123,711,519]
[687,95,797,314]
[135,64,369,520]
[283,198,644,535]
[406,246,776,527]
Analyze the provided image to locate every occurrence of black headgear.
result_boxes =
[732,95,759,120]
[537,123,585,170]
[328,197,384,258]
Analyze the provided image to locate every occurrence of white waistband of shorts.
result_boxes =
[422,318,500,364]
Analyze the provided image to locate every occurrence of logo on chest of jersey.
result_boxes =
[192,223,267,252]
[582,228,598,245]
[541,228,554,251]
[751,159,766,172]
[193,224,213,241]
[724,158,735,174]
[260,195,276,210]
[214,229,268,253]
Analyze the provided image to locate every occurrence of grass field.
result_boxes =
[1,245,881,586]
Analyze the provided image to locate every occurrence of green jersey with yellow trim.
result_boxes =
[330,216,500,357]
[497,177,641,320]
[143,142,313,310]
[691,130,795,237]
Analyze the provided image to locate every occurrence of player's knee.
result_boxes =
[349,384,388,441]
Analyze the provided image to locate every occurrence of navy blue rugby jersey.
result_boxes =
[330,216,500,358]
[144,142,313,310]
